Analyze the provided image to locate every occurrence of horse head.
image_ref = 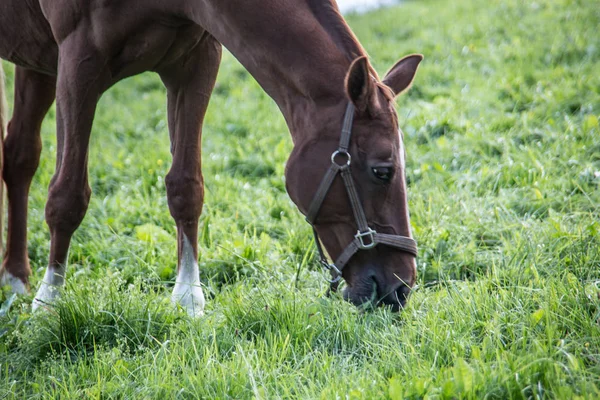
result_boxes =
[286,54,422,311]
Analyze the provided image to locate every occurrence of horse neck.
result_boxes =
[191,0,365,142]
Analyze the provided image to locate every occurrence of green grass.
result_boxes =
[1,0,600,398]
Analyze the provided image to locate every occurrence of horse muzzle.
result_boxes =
[342,267,414,312]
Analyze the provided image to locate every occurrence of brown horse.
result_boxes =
[0,0,422,315]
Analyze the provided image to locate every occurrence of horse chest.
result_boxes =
[103,23,206,82]
[106,23,208,81]
[0,0,58,74]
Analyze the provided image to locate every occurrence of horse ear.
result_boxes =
[345,56,374,113]
[382,54,423,97]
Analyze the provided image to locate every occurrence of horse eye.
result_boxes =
[371,167,393,182]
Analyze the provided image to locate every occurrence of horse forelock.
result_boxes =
[376,81,396,103]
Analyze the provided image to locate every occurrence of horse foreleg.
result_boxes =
[33,37,107,311]
[0,67,55,294]
[159,33,222,317]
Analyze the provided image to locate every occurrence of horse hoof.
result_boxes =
[171,282,205,317]
[31,267,65,312]
[31,283,61,312]
[0,270,29,295]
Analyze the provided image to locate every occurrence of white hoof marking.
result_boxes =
[172,235,205,317]
[0,271,28,295]
[32,266,66,312]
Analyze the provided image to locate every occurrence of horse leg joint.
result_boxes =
[45,183,92,236]
[165,172,204,223]
[2,127,43,186]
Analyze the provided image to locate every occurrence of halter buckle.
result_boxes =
[323,261,342,276]
[355,228,377,250]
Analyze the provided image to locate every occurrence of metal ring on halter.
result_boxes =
[331,150,351,166]
[330,263,342,276]
[319,259,331,270]
[320,261,342,283]
[321,260,341,274]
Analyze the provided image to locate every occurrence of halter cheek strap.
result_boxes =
[305,103,418,291]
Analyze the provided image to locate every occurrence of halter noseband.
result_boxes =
[305,103,418,291]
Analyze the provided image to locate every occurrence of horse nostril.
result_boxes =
[376,282,411,312]
[367,275,378,304]
[343,273,379,309]
[394,284,411,305]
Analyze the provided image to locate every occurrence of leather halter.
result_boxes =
[305,103,418,291]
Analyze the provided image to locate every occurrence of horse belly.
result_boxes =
[0,0,58,74]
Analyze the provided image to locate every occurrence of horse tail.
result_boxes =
[0,62,6,255]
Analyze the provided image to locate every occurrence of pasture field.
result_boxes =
[1,0,600,398]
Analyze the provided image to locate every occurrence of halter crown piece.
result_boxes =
[305,103,418,291]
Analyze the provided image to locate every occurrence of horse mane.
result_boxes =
[305,0,395,102]
[306,1,373,71]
